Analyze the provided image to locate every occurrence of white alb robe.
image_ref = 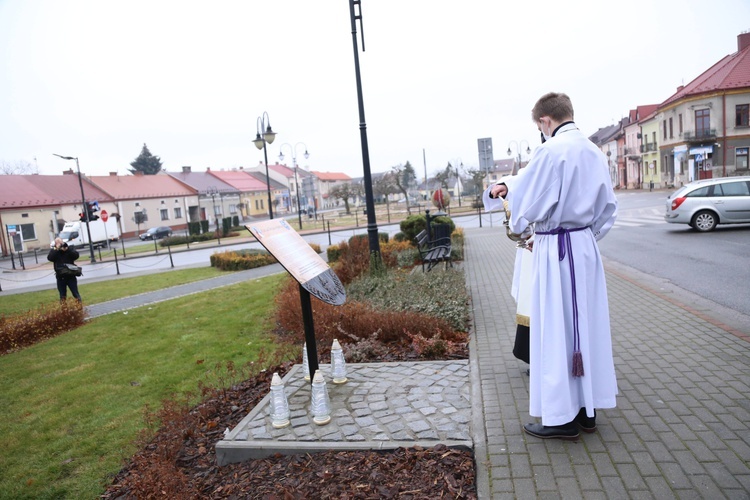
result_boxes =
[504,123,618,426]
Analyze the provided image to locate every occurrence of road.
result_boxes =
[3,193,749,322]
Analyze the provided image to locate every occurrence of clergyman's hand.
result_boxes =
[490,184,508,199]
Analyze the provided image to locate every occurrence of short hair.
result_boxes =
[531,92,574,122]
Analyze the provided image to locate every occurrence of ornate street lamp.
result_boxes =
[450,158,464,207]
[253,111,277,219]
[507,140,531,176]
[279,142,310,230]
[53,154,96,263]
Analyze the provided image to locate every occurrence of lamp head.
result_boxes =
[525,146,531,154]
[253,133,264,150]
[264,125,276,145]
[506,148,512,156]
[278,151,285,161]
[303,150,309,160]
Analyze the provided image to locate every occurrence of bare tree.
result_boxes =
[433,162,455,189]
[329,182,362,215]
[391,161,417,215]
[372,171,399,208]
[0,160,38,175]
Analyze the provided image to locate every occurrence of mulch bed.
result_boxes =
[101,347,477,499]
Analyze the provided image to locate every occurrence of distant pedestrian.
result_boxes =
[489,92,618,440]
[47,237,82,301]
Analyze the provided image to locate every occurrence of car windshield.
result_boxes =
[671,186,689,198]
[59,231,78,239]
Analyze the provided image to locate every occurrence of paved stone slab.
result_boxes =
[216,360,472,465]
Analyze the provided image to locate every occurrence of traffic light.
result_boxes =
[86,201,100,221]
[79,212,88,222]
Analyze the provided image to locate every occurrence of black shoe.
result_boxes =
[523,422,579,441]
[575,408,597,433]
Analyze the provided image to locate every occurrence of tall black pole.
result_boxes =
[348,0,381,265]
[55,154,96,263]
[263,142,274,219]
[75,158,97,263]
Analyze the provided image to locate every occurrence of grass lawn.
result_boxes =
[0,272,288,499]
[0,267,232,317]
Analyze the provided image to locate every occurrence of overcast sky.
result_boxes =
[1,1,749,181]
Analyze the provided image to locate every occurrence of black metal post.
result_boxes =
[34,249,38,264]
[10,252,15,270]
[355,210,358,227]
[168,243,174,268]
[348,0,381,266]
[299,284,319,385]
[153,238,158,253]
[114,248,120,275]
[478,204,483,228]
[54,155,96,263]
[327,221,331,245]
[121,238,126,258]
[97,246,102,261]
[18,252,25,270]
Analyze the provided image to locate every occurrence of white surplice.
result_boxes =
[503,123,618,426]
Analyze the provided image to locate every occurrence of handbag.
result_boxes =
[60,263,83,277]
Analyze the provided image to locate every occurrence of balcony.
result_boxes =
[683,129,717,142]
[640,143,657,153]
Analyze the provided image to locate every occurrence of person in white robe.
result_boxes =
[483,173,533,366]
[490,92,618,441]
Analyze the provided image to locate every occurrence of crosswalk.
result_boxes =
[612,208,665,228]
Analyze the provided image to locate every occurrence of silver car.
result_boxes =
[665,176,750,232]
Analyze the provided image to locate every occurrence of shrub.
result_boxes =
[232,215,239,227]
[210,249,277,271]
[393,232,408,243]
[200,220,209,234]
[348,232,389,245]
[273,277,460,355]
[399,214,427,243]
[346,267,470,331]
[188,221,201,236]
[327,245,343,263]
[1,300,86,355]
[222,217,232,237]
[431,216,455,234]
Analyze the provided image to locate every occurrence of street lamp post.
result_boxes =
[53,154,96,263]
[279,142,310,230]
[507,140,531,176]
[450,158,464,207]
[253,112,277,219]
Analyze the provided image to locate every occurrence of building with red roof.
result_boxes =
[656,32,750,182]
[206,168,278,218]
[0,173,114,254]
[88,172,198,237]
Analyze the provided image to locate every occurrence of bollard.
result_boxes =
[153,238,158,254]
[327,221,331,246]
[97,246,102,261]
[114,248,120,275]
[167,243,174,268]
[10,252,15,270]
[186,230,190,250]
[478,205,483,228]
[355,210,358,227]
[18,252,25,270]
[34,249,38,264]
[121,238,126,258]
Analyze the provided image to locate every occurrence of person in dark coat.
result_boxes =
[47,237,82,301]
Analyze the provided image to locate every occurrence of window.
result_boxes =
[663,120,667,140]
[160,209,169,221]
[20,223,36,241]
[736,104,749,127]
[652,131,656,145]
[714,181,750,196]
[135,202,140,207]
[679,114,683,135]
[213,205,221,216]
[669,117,673,138]
[174,207,182,219]
[229,204,237,214]
[686,186,710,197]
[695,109,710,137]
[737,147,749,170]
[255,200,260,210]
[661,155,668,173]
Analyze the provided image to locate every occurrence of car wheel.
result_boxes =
[691,210,718,232]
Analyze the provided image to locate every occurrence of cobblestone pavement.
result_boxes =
[465,228,750,499]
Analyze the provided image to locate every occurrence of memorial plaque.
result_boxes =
[246,219,345,306]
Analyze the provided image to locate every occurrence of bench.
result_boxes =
[415,227,453,272]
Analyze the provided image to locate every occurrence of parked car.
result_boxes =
[664,176,750,232]
[139,226,173,240]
